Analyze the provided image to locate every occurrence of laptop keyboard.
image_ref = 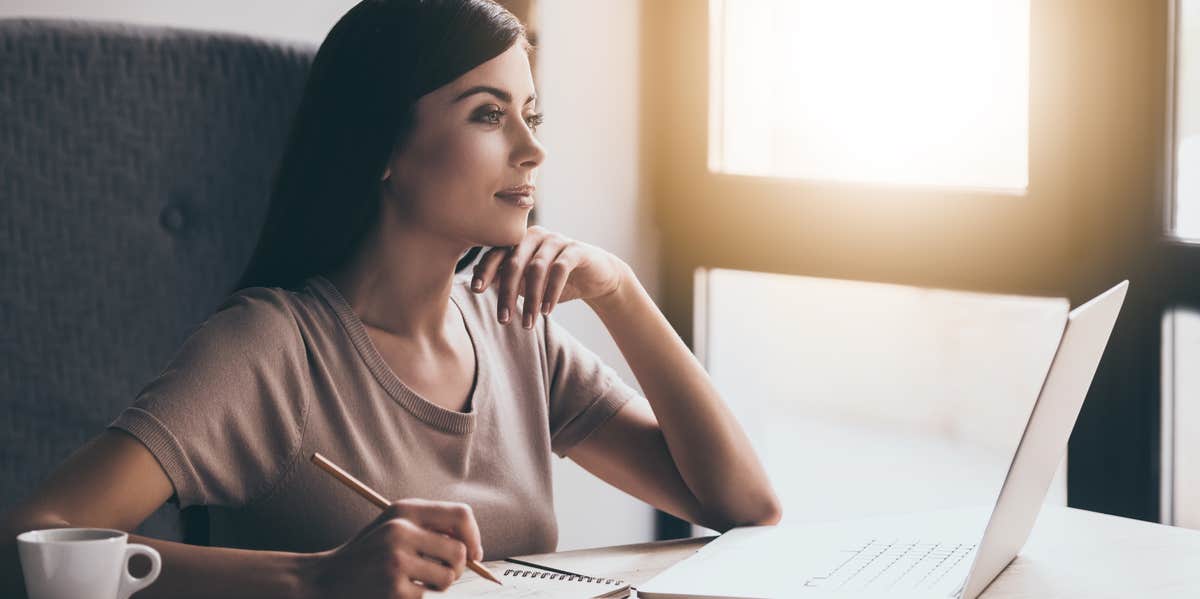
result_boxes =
[802,538,976,592]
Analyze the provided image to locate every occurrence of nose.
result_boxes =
[510,119,547,170]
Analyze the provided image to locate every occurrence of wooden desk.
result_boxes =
[499,506,1200,597]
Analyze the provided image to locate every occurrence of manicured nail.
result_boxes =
[541,302,550,315]
[523,313,533,329]
[471,278,483,292]
[499,307,510,323]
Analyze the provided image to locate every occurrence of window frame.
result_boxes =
[1160,0,1200,526]
[643,0,1180,538]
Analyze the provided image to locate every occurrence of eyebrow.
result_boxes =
[452,85,537,106]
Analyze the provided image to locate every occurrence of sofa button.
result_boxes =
[160,204,185,232]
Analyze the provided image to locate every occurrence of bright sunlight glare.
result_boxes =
[709,0,1030,191]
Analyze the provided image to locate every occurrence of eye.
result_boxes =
[473,106,505,125]
[525,112,545,131]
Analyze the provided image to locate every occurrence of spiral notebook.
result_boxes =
[433,566,631,598]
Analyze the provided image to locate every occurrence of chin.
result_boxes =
[475,219,529,248]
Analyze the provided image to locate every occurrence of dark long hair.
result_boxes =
[232,0,527,293]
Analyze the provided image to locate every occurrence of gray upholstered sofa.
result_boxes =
[0,18,314,542]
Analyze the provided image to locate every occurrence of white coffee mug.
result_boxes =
[17,528,161,599]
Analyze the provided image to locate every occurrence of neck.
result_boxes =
[325,212,471,343]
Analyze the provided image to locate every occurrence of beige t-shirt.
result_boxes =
[108,274,637,559]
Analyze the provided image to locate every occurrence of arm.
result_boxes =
[473,226,782,531]
[572,263,782,531]
[2,431,484,599]
[1,431,313,599]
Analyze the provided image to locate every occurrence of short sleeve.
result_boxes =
[108,287,310,509]
[542,314,639,458]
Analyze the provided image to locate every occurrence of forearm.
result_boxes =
[115,532,314,599]
[2,513,316,599]
[585,265,782,528]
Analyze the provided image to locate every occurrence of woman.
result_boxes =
[1,0,780,597]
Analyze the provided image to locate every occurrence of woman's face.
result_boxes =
[384,42,546,249]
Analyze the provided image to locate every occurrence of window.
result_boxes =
[1172,0,1200,239]
[693,269,1067,534]
[1162,0,1200,532]
[708,0,1030,191]
[648,0,1173,538]
[1163,308,1200,530]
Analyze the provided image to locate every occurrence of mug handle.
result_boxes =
[117,543,161,599]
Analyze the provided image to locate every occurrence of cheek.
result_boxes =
[395,126,521,241]
[415,130,507,198]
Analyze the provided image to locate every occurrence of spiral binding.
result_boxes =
[502,568,624,586]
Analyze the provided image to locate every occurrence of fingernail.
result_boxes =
[541,302,550,315]
[499,307,510,323]
[471,278,483,292]
[523,313,533,329]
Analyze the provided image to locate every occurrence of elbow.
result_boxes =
[2,505,70,535]
[731,485,784,528]
[1,507,73,551]
[745,494,783,526]
[2,509,72,598]
[700,494,784,532]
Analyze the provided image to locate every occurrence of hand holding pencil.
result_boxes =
[305,452,502,597]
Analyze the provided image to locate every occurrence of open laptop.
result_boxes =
[637,281,1128,599]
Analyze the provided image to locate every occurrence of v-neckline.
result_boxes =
[309,275,483,435]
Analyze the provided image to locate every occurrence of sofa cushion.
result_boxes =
[0,18,313,540]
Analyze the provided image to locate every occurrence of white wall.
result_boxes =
[0,0,357,42]
[535,0,659,550]
[0,0,658,550]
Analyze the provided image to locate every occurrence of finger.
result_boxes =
[347,500,410,546]
[395,572,427,599]
[471,246,508,293]
[543,246,582,315]
[415,533,469,580]
[398,548,457,592]
[522,239,567,329]
[384,522,467,580]
[497,234,544,325]
[400,500,485,562]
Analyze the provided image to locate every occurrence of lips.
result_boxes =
[497,183,535,194]
[495,184,536,208]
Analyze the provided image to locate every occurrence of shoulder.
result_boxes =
[449,273,544,352]
[449,273,490,319]
[448,274,595,371]
[200,285,305,354]
[215,285,299,327]
[449,274,502,335]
